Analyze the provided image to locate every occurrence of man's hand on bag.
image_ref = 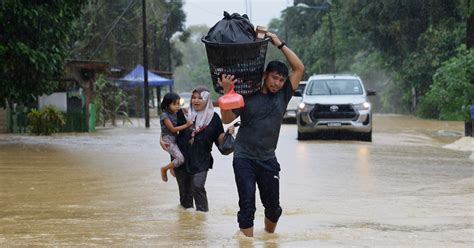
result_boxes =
[265,31,282,48]
[226,125,235,135]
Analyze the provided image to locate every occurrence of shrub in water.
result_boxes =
[27,106,65,135]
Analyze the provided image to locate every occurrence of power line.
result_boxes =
[89,0,137,59]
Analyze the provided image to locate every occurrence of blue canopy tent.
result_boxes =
[118,64,173,87]
[117,64,173,117]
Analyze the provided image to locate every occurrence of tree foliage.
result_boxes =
[340,0,466,114]
[72,0,187,71]
[400,20,465,111]
[94,74,131,126]
[172,25,214,93]
[0,0,86,107]
[264,0,470,119]
[3,0,469,122]
[417,47,474,120]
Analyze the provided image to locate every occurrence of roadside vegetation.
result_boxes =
[1,0,472,122]
[27,106,65,135]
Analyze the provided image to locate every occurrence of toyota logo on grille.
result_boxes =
[329,105,339,112]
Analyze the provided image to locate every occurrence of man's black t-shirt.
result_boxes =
[232,78,293,160]
[176,110,224,174]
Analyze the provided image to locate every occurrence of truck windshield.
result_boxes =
[307,79,363,96]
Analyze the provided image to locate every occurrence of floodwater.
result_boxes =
[0,115,472,247]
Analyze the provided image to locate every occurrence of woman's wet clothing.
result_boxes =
[174,110,224,211]
[174,168,209,211]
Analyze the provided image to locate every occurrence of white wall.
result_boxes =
[38,93,67,112]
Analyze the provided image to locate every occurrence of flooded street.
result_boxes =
[0,114,472,247]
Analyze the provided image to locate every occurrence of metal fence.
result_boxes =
[6,105,88,133]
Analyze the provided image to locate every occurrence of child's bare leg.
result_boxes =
[161,163,173,182]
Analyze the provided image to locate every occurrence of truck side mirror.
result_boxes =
[367,90,376,96]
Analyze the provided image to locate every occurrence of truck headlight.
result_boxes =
[354,102,371,110]
[298,102,305,110]
[298,102,314,112]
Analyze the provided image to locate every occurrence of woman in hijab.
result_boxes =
[160,86,231,212]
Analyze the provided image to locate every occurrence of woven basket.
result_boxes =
[202,38,269,95]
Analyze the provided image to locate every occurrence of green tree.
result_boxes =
[72,0,187,71]
[151,1,187,71]
[401,20,465,112]
[272,3,327,78]
[173,25,215,93]
[417,47,474,120]
[94,74,131,126]
[271,0,468,117]
[346,0,465,112]
[271,0,368,77]
[347,0,461,68]
[0,0,86,107]
[78,0,143,68]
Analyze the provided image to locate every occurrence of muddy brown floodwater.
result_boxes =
[0,114,472,246]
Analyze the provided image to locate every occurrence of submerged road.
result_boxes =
[0,114,472,246]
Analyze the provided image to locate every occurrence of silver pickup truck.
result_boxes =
[296,74,375,141]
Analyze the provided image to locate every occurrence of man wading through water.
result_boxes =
[219,31,304,237]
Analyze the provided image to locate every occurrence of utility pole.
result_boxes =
[142,0,150,128]
[467,0,473,50]
[245,0,253,23]
[465,0,473,136]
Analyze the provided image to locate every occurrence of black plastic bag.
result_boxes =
[218,122,240,155]
[218,130,235,155]
[204,11,256,43]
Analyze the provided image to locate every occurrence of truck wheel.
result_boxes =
[297,131,310,140]
[360,131,372,142]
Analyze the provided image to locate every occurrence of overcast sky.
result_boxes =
[183,0,292,28]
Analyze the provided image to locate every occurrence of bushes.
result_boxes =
[417,47,474,120]
[27,106,65,135]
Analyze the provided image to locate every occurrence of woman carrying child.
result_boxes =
[160,86,233,212]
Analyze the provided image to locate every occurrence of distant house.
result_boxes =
[59,59,110,132]
[5,60,109,133]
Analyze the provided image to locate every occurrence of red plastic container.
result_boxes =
[218,84,245,110]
